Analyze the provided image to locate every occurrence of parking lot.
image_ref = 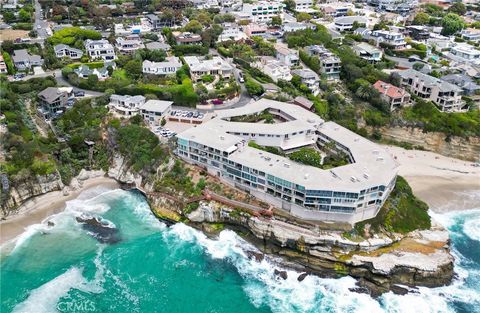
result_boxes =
[153,126,177,139]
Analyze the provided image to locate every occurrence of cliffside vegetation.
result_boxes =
[354,176,431,236]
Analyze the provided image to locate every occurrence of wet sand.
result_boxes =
[0,177,119,245]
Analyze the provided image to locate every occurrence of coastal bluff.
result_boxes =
[147,196,454,297]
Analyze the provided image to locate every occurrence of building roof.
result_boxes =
[334,16,367,25]
[397,69,463,92]
[292,96,314,110]
[139,100,172,112]
[38,87,66,103]
[183,56,233,73]
[354,42,381,54]
[373,80,409,98]
[146,42,171,50]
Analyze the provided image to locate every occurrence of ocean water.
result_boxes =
[1,188,479,313]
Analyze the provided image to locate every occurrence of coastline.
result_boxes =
[0,176,119,245]
[384,146,480,212]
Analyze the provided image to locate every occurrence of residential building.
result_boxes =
[369,30,407,49]
[0,55,7,74]
[291,69,320,95]
[183,56,234,82]
[353,42,383,63]
[217,23,248,42]
[84,39,116,61]
[75,62,115,80]
[115,35,144,55]
[292,96,314,111]
[319,2,352,17]
[142,57,183,76]
[333,16,367,32]
[294,0,314,12]
[174,32,202,45]
[367,0,416,13]
[461,28,480,43]
[146,14,174,29]
[175,99,398,224]
[449,44,480,64]
[306,45,341,80]
[241,1,284,23]
[275,44,299,67]
[11,49,43,70]
[428,33,453,50]
[442,74,480,96]
[109,94,146,116]
[54,44,84,60]
[255,57,292,82]
[406,26,430,41]
[37,87,72,119]
[373,80,411,111]
[146,41,171,51]
[282,22,316,33]
[244,23,267,37]
[396,69,466,112]
[140,100,173,125]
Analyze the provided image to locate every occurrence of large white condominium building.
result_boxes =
[176,99,398,224]
[85,39,116,61]
[242,1,284,23]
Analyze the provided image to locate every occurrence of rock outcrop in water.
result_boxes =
[75,214,121,244]
[149,199,454,297]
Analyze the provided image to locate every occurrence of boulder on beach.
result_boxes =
[77,169,90,181]
[246,250,264,262]
[297,272,308,282]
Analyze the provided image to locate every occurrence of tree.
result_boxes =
[184,20,203,34]
[124,60,142,79]
[441,13,465,36]
[297,12,312,22]
[18,9,31,22]
[245,77,264,96]
[270,15,282,27]
[283,0,295,11]
[2,11,15,23]
[413,12,430,25]
[448,2,466,16]
[2,52,14,74]
[413,62,425,71]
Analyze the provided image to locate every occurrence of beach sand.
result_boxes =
[0,176,119,245]
[384,146,480,212]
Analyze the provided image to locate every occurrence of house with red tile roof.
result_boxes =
[373,80,411,111]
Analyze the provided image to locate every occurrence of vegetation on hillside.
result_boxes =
[355,176,431,235]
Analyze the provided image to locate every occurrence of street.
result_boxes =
[34,0,50,39]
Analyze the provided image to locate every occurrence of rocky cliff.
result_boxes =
[1,173,64,217]
[150,199,454,297]
[376,126,480,161]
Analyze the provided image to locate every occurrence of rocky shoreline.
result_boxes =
[148,196,454,297]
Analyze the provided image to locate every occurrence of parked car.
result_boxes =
[212,99,223,105]
[238,72,244,83]
[74,90,85,97]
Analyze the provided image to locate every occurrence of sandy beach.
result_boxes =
[0,176,119,245]
[384,146,480,212]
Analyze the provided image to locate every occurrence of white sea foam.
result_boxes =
[463,218,480,241]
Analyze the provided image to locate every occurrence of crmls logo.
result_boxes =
[57,300,96,312]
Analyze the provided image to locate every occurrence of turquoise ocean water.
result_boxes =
[1,188,479,313]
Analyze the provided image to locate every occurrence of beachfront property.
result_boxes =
[241,1,284,23]
[108,94,146,116]
[396,69,466,112]
[373,80,411,111]
[84,39,116,61]
[183,56,234,82]
[54,44,84,60]
[353,43,383,63]
[140,100,173,125]
[175,99,398,224]
[142,57,183,76]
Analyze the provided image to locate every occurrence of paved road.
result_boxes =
[34,0,50,39]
